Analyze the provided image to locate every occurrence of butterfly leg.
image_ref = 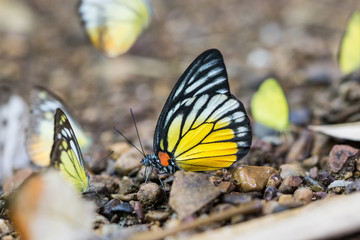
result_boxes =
[145,166,153,183]
[157,174,168,202]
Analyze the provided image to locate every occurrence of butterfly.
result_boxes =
[78,0,151,57]
[50,108,89,193]
[140,49,252,174]
[26,87,92,167]
[0,89,29,181]
[338,10,360,76]
[250,78,289,132]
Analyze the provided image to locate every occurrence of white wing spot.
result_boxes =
[164,102,181,126]
[185,67,223,94]
[173,79,186,100]
[64,128,72,138]
[237,126,248,133]
[216,89,228,94]
[210,99,239,120]
[237,141,249,147]
[194,76,227,95]
[70,140,80,161]
[61,129,68,138]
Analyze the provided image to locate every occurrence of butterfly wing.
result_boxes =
[51,108,89,193]
[338,11,360,75]
[153,49,252,171]
[79,0,151,57]
[27,87,92,167]
[250,78,289,132]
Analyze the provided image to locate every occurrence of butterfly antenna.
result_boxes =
[130,108,146,155]
[113,126,145,157]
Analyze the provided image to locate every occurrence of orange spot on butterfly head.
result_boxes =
[158,151,170,167]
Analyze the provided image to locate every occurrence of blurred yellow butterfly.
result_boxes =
[51,108,89,192]
[79,0,151,57]
[338,10,360,75]
[251,78,289,132]
[140,49,252,174]
[26,87,92,167]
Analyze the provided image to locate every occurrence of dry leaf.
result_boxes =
[186,192,360,240]
[309,122,360,141]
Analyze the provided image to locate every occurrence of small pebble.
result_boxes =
[232,166,278,192]
[266,173,282,188]
[119,177,139,195]
[133,201,144,220]
[108,142,132,159]
[217,182,232,193]
[328,180,352,194]
[309,167,318,179]
[263,201,279,215]
[263,187,279,201]
[278,194,294,205]
[102,199,132,219]
[303,176,325,192]
[145,211,170,222]
[222,193,253,205]
[279,164,306,179]
[169,172,221,219]
[316,170,335,187]
[313,192,326,200]
[111,193,138,202]
[211,203,233,214]
[137,182,163,206]
[328,145,358,173]
[278,176,303,194]
[114,148,143,175]
[289,108,311,126]
[208,175,222,186]
[303,156,319,169]
[0,219,12,234]
[345,179,360,194]
[285,130,313,163]
[293,188,313,204]
[111,202,132,214]
[89,181,107,193]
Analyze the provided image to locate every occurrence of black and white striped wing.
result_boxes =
[153,49,252,171]
[154,49,231,150]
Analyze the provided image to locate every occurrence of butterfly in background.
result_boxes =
[78,0,151,58]
[51,108,89,193]
[0,87,29,181]
[26,87,92,167]
[338,10,360,76]
[140,49,252,174]
[250,78,289,133]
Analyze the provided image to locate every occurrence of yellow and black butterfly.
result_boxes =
[141,49,252,174]
[78,0,151,57]
[27,87,92,167]
[50,108,89,193]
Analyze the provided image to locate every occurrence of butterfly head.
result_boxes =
[141,153,179,174]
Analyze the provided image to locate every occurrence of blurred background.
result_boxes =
[0,0,359,164]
